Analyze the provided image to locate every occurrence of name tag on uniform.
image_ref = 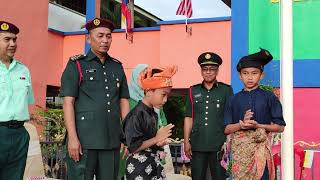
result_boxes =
[86,69,97,73]
[194,93,202,98]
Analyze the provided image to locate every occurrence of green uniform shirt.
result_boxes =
[185,82,233,151]
[0,59,34,122]
[60,50,130,149]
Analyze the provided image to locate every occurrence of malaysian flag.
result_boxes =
[121,0,134,42]
[176,0,193,18]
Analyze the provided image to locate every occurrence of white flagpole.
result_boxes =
[184,0,188,32]
[280,0,294,179]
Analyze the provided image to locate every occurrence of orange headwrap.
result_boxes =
[139,66,178,90]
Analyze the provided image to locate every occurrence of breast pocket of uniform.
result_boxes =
[194,97,204,112]
[82,72,100,92]
[83,72,99,82]
[109,74,121,95]
[12,76,30,97]
[212,99,225,113]
[0,76,7,99]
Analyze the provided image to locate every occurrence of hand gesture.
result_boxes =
[156,124,174,142]
[243,109,254,121]
[156,138,172,147]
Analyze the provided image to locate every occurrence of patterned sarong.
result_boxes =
[125,149,166,180]
[231,128,275,180]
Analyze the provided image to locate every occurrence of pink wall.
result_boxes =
[61,21,232,87]
[47,32,64,86]
[110,31,161,79]
[294,88,320,179]
[62,35,86,68]
[1,0,49,108]
[160,21,232,87]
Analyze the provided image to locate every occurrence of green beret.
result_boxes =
[198,52,223,66]
[0,21,19,34]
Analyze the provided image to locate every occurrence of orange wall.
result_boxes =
[1,0,49,108]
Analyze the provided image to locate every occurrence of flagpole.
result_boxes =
[184,0,188,32]
[185,19,188,32]
[280,0,294,179]
[125,17,128,40]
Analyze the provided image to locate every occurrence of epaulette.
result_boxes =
[191,83,202,88]
[190,83,201,90]
[70,54,85,61]
[112,58,122,64]
[218,82,231,87]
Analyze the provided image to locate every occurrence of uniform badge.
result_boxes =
[194,93,202,98]
[19,76,26,80]
[1,23,9,31]
[205,53,211,60]
[93,19,100,26]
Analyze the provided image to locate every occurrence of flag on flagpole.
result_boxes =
[176,0,193,18]
[303,150,314,168]
[176,0,193,33]
[121,0,134,41]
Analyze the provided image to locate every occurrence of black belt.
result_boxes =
[0,120,24,128]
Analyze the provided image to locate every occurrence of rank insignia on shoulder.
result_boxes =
[70,54,85,61]
[112,58,122,64]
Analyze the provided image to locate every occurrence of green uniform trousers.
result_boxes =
[191,151,226,180]
[117,148,126,180]
[66,149,120,180]
[0,126,30,180]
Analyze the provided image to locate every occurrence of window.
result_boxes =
[49,0,86,15]
[100,0,161,29]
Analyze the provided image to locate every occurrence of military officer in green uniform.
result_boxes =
[60,18,130,180]
[183,52,233,180]
[0,21,34,180]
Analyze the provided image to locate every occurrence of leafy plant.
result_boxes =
[259,84,274,92]
[163,95,186,140]
[35,106,66,142]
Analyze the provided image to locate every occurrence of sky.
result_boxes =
[134,0,231,21]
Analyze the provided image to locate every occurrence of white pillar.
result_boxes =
[280,0,294,179]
